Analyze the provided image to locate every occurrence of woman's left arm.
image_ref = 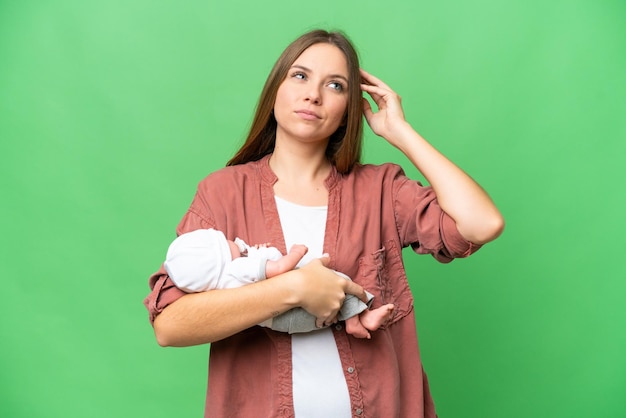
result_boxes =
[361,69,504,245]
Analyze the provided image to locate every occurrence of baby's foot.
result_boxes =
[359,304,395,332]
[345,316,372,339]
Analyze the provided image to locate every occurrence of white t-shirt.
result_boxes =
[274,196,351,418]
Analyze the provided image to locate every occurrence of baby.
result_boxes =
[164,228,394,339]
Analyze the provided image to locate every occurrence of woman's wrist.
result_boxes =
[385,120,423,153]
[268,268,305,309]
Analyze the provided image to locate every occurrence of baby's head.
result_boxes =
[164,228,239,282]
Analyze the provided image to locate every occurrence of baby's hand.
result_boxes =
[264,244,308,279]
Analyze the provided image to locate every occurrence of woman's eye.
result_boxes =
[329,81,344,92]
[293,72,306,80]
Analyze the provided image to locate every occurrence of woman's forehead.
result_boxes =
[292,43,349,77]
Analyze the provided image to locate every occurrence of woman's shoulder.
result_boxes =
[347,161,407,181]
[198,159,266,188]
[332,162,410,195]
[355,161,403,172]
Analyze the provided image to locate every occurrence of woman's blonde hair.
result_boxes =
[227,29,363,173]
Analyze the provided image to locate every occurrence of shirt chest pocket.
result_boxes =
[355,240,414,327]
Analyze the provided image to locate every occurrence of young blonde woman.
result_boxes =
[144,29,504,417]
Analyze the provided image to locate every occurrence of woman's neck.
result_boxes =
[269,145,331,206]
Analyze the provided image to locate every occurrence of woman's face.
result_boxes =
[273,43,350,146]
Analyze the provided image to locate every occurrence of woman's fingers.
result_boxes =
[360,69,402,108]
[313,280,365,328]
[360,68,393,91]
[361,81,389,97]
[362,85,385,111]
[343,279,368,303]
[360,69,406,138]
[362,83,402,108]
[297,258,346,317]
[315,315,339,329]
[297,256,371,330]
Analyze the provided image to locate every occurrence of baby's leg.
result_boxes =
[265,244,308,278]
[345,304,395,339]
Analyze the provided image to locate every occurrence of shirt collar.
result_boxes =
[257,154,340,190]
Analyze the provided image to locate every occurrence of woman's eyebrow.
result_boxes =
[290,65,349,83]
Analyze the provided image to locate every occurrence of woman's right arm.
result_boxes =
[153,257,367,346]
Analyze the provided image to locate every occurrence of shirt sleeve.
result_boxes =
[392,170,482,263]
[222,257,268,286]
[143,190,216,324]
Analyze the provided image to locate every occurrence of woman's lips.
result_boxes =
[295,109,321,120]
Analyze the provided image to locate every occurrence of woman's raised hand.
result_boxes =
[361,71,505,245]
[361,69,410,147]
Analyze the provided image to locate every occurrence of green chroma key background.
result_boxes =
[1,0,624,416]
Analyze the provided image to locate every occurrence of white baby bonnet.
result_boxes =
[164,228,232,292]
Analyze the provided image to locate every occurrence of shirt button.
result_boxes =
[335,324,343,331]
[355,409,363,415]
[347,367,355,373]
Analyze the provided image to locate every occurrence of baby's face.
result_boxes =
[227,240,242,260]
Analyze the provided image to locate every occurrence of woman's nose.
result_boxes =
[305,85,322,104]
